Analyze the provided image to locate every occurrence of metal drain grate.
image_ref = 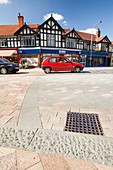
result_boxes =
[64,112,104,135]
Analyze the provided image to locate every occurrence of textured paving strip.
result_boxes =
[18,77,43,129]
[0,125,113,166]
[0,126,38,150]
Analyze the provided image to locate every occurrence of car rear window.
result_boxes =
[49,58,57,62]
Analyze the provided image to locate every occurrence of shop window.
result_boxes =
[92,57,105,66]
[71,56,80,62]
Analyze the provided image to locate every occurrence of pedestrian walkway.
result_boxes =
[1,147,113,170]
[18,77,43,129]
[0,67,113,169]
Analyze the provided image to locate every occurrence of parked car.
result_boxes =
[0,58,19,74]
[41,56,84,74]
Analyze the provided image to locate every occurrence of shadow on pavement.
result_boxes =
[49,71,91,74]
[17,72,29,74]
[80,71,91,73]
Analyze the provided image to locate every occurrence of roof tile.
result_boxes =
[0,23,106,43]
[77,31,96,41]
[0,25,19,36]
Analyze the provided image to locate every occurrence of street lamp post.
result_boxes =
[89,21,102,67]
[90,34,93,67]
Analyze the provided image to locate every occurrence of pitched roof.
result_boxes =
[0,25,19,36]
[0,24,39,37]
[0,22,109,43]
[96,36,105,42]
[77,31,96,41]
[64,29,71,33]
[64,29,95,41]
[14,24,38,35]
[96,36,111,43]
[38,16,64,32]
[63,28,82,40]
[28,24,39,29]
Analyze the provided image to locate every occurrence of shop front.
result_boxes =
[18,48,109,67]
[0,48,19,64]
[80,50,108,67]
[110,55,113,67]
[18,47,81,67]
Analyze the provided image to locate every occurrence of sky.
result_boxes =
[0,0,113,40]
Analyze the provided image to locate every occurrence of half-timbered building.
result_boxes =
[0,13,112,67]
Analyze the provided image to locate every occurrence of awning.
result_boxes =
[0,50,16,57]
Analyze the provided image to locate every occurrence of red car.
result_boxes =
[41,56,84,74]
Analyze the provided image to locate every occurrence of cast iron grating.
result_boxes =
[64,112,104,135]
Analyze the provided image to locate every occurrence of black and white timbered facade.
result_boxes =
[0,14,112,67]
[38,16,64,48]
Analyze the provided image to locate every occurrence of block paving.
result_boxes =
[0,67,113,169]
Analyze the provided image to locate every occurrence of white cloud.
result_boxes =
[43,13,67,26]
[80,28,97,35]
[43,13,64,21]
[63,20,67,26]
[0,0,10,4]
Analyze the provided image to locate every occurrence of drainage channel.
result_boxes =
[64,112,104,135]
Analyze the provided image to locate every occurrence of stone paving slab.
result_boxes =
[18,77,42,129]
[37,72,113,138]
[28,129,113,166]
[1,147,113,170]
[0,69,44,127]
[0,125,113,166]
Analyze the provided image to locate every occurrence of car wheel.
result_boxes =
[74,67,81,73]
[0,67,8,74]
[44,67,51,74]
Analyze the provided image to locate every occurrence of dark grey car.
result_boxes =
[0,58,19,74]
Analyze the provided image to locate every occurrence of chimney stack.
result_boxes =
[18,12,24,28]
[96,28,101,38]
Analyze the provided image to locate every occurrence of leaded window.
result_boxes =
[47,34,55,46]
[101,43,107,51]
[0,39,8,47]
[66,38,77,48]
[77,41,83,49]
[21,36,35,46]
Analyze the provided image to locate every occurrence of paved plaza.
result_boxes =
[0,67,113,169]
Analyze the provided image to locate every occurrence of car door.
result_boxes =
[57,57,73,71]
[0,58,4,68]
[48,57,58,71]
